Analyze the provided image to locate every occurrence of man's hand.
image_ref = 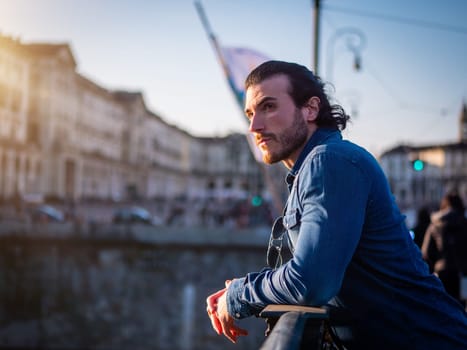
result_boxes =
[216,288,248,343]
[206,287,225,335]
[206,280,248,343]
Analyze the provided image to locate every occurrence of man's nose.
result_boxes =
[248,113,264,133]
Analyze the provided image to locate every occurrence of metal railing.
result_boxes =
[259,305,329,350]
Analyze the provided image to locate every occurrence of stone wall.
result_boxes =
[0,225,272,349]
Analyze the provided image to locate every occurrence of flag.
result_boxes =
[220,46,270,162]
[221,46,270,107]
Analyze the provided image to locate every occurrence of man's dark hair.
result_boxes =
[245,60,350,130]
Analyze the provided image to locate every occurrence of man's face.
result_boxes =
[244,74,309,167]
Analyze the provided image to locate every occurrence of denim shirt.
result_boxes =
[226,128,467,349]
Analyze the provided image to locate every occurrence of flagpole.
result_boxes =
[194,1,234,93]
[194,1,221,61]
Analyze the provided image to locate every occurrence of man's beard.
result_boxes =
[262,108,308,164]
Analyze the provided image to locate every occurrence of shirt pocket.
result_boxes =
[283,208,301,248]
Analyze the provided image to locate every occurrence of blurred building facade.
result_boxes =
[379,104,467,211]
[0,34,264,205]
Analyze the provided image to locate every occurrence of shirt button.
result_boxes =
[235,313,240,318]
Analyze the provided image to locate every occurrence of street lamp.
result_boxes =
[326,27,366,84]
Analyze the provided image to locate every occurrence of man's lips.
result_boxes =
[256,137,271,147]
[256,135,274,147]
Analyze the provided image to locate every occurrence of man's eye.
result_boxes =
[263,103,274,111]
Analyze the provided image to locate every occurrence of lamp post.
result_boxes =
[325,27,366,84]
[312,0,322,74]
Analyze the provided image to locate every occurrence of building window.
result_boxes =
[11,89,21,112]
[27,122,39,145]
[0,82,9,108]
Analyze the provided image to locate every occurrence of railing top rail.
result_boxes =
[259,305,329,350]
[260,311,307,350]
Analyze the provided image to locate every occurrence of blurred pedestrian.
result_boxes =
[206,60,467,349]
[422,192,467,305]
[411,206,431,248]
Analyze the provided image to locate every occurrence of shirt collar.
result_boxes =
[286,128,341,189]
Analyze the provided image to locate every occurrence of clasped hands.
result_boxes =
[206,280,248,343]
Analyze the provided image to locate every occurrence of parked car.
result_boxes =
[112,206,163,226]
[30,204,65,223]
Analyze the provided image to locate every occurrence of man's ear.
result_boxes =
[303,96,320,122]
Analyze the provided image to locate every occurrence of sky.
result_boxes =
[0,0,466,156]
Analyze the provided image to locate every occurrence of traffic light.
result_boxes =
[251,195,263,207]
[412,159,424,172]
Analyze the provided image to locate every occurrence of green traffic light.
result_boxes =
[251,196,263,207]
[413,159,424,171]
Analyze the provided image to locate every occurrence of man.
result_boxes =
[206,61,467,349]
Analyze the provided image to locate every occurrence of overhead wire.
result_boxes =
[322,4,467,35]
